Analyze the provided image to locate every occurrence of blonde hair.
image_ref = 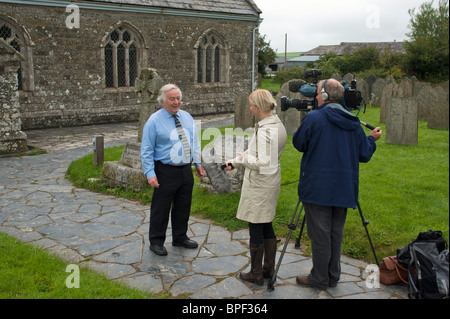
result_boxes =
[249,89,276,113]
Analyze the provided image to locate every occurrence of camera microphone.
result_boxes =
[360,121,380,132]
[288,80,306,93]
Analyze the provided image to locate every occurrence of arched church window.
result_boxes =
[103,26,141,88]
[0,19,33,91]
[196,31,227,84]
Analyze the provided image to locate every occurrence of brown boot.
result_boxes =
[240,243,264,285]
[262,238,277,279]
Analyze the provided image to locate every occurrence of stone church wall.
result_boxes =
[0,3,258,129]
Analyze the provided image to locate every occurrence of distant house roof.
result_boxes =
[85,0,262,16]
[303,42,406,56]
[289,55,321,62]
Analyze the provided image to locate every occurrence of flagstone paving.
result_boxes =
[0,117,408,299]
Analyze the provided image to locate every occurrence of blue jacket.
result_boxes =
[292,103,377,208]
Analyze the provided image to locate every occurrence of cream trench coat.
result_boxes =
[230,115,287,224]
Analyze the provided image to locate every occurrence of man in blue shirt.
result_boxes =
[141,84,205,256]
[292,79,382,289]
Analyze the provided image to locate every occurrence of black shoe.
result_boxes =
[172,239,198,249]
[150,244,167,256]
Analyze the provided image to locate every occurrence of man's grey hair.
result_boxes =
[157,84,182,105]
[326,79,345,102]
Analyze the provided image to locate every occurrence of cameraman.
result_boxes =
[292,79,382,290]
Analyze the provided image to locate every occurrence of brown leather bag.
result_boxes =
[379,256,408,285]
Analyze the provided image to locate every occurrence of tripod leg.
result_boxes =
[294,216,306,249]
[356,202,379,267]
[267,200,303,291]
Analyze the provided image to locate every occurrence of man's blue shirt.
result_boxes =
[141,108,201,179]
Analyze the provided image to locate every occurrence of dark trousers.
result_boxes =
[304,203,347,289]
[248,222,276,245]
[149,161,194,246]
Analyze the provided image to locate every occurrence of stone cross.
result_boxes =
[135,68,163,142]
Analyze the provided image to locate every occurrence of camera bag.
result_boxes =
[397,230,449,299]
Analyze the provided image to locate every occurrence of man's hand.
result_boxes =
[195,165,205,178]
[148,177,160,188]
[370,127,382,141]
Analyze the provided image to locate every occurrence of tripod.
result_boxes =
[267,200,379,291]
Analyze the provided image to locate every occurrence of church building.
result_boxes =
[0,0,262,129]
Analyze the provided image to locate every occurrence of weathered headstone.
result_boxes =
[380,82,395,122]
[426,85,449,130]
[381,78,414,123]
[416,84,436,122]
[102,141,148,190]
[0,39,27,154]
[343,73,354,84]
[200,134,249,194]
[234,91,254,131]
[386,97,418,145]
[366,74,377,100]
[371,78,386,107]
[385,75,395,84]
[355,78,369,105]
[395,78,413,98]
[331,73,342,81]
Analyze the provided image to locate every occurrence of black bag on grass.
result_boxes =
[397,230,449,299]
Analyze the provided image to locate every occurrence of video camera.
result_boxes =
[280,69,364,113]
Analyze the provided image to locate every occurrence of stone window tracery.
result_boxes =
[0,17,34,91]
[103,26,141,88]
[195,30,228,85]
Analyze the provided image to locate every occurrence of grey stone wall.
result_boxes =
[0,39,27,153]
[0,3,258,129]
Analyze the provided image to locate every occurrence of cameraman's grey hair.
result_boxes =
[157,84,182,105]
[325,79,345,102]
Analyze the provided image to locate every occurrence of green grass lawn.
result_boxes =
[0,232,154,299]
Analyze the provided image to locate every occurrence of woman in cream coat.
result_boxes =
[225,89,287,285]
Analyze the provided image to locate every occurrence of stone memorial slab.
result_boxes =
[386,97,418,145]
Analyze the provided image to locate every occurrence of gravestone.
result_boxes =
[426,85,449,130]
[200,134,249,194]
[380,82,395,122]
[343,73,354,84]
[355,78,369,105]
[331,73,342,81]
[385,75,395,84]
[0,39,27,154]
[386,97,418,145]
[102,141,148,190]
[381,78,413,123]
[102,68,163,191]
[366,74,377,101]
[416,84,436,122]
[234,91,254,131]
[371,78,386,107]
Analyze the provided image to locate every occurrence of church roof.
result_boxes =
[85,0,262,16]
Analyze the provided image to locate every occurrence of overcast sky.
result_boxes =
[253,0,432,53]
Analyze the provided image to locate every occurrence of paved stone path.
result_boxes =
[0,115,408,299]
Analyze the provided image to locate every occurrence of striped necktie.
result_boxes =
[173,114,191,159]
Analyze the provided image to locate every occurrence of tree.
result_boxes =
[404,0,449,82]
[258,35,277,77]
